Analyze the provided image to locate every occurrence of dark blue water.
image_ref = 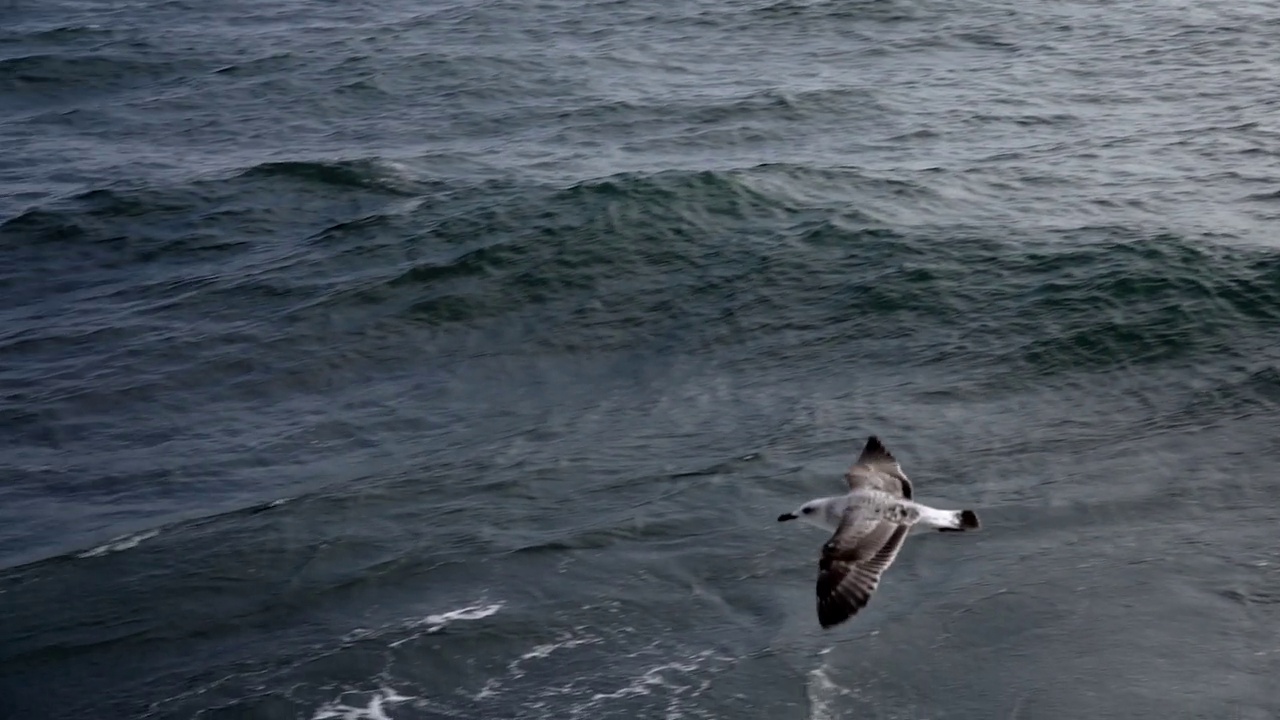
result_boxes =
[3,0,1280,718]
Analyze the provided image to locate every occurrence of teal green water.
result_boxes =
[3,0,1280,718]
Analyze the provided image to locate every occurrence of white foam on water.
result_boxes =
[339,601,504,648]
[475,631,602,700]
[419,602,504,631]
[387,601,504,648]
[806,647,854,720]
[530,647,734,720]
[311,687,414,720]
[513,633,601,675]
[76,529,161,559]
[412,599,506,632]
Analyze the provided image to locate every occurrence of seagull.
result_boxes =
[777,435,980,629]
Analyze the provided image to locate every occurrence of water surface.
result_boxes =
[3,0,1280,718]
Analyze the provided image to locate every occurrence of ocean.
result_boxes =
[2,0,1279,718]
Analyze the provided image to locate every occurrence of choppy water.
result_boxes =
[3,0,1280,718]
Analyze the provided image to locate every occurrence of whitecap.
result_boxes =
[76,529,161,559]
[806,647,864,720]
[475,631,601,700]
[415,602,504,633]
[387,602,503,648]
[311,687,414,720]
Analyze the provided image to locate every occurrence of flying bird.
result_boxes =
[777,436,981,628]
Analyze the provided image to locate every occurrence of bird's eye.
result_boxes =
[802,507,813,514]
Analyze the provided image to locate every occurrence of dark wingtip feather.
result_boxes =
[816,592,865,629]
[858,435,895,464]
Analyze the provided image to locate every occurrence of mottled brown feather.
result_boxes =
[816,511,910,628]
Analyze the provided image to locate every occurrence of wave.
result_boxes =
[236,159,428,196]
[303,166,1280,377]
[0,52,190,108]
[6,162,1278,385]
[75,529,160,559]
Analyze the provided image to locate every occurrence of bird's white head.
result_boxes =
[777,497,841,530]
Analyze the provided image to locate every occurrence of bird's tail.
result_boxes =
[936,509,981,532]
[912,503,981,532]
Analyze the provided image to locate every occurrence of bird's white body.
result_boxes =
[793,490,969,534]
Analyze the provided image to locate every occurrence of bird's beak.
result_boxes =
[777,513,796,522]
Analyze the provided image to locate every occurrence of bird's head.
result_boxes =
[777,499,825,527]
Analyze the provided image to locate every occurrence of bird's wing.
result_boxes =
[844,435,913,499]
[815,505,911,628]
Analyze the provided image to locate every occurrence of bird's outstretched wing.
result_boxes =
[815,506,911,628]
[844,435,913,499]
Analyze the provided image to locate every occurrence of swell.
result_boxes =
[984,237,1280,373]
[308,165,1280,377]
[6,161,1279,407]
[0,51,201,112]
[0,53,175,86]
